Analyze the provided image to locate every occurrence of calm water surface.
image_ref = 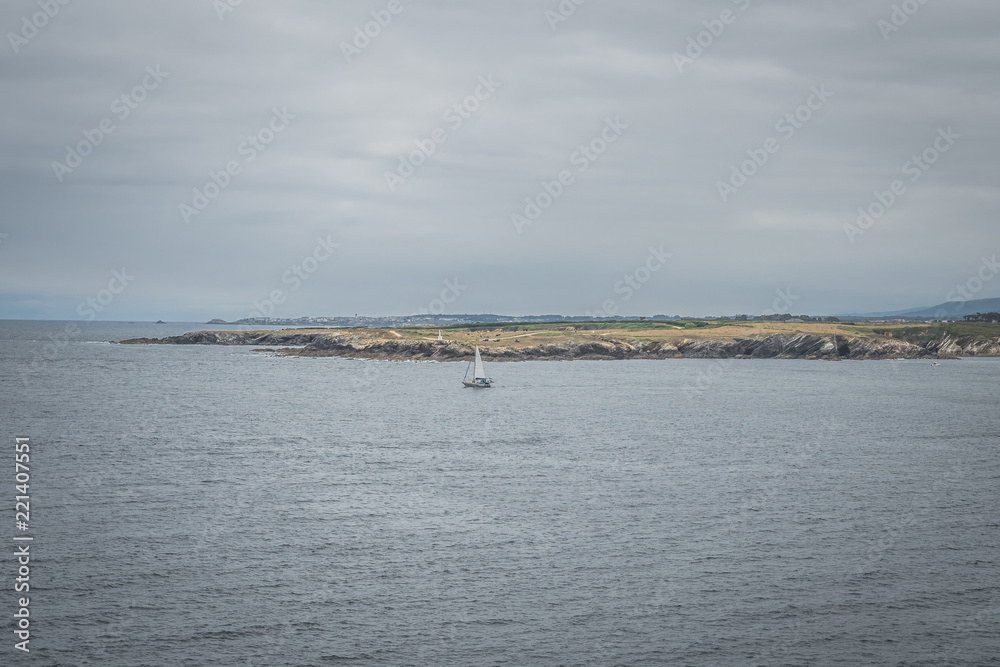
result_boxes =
[1,321,998,666]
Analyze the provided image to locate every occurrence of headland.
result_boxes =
[117,321,1000,361]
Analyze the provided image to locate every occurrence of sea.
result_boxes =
[1,320,998,666]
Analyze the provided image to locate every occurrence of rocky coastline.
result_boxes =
[117,330,1000,361]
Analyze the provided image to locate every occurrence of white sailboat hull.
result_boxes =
[462,380,492,388]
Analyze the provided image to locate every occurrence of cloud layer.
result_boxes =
[1,0,998,320]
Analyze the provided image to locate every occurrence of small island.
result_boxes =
[117,320,1000,361]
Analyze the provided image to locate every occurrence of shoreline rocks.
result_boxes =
[116,330,1000,361]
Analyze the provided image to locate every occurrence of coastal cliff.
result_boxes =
[117,329,1000,361]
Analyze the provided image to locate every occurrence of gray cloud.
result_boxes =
[1,0,998,320]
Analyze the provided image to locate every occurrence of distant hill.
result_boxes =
[851,298,1000,320]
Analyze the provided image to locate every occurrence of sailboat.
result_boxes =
[462,345,493,388]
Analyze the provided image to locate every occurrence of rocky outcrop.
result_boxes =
[923,334,1000,357]
[667,334,933,360]
[294,338,477,361]
[119,330,330,346]
[117,330,1000,361]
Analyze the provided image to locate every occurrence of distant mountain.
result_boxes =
[851,298,1000,320]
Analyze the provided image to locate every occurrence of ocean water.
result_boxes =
[1,320,998,666]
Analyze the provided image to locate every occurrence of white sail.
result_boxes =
[473,346,486,380]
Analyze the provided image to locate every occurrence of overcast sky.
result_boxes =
[0,0,997,320]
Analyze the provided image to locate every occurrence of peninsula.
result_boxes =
[118,321,1000,361]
